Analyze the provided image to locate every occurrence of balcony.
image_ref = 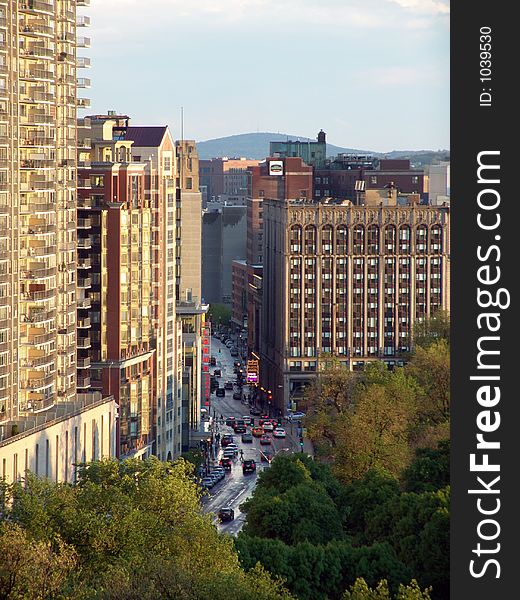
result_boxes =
[19,23,54,38]
[77,77,91,88]
[20,266,55,279]
[19,394,56,414]
[77,317,91,328]
[20,352,55,368]
[20,45,54,59]
[77,0,91,5]
[21,288,54,302]
[20,308,56,324]
[77,218,91,229]
[77,297,91,309]
[19,1,54,15]
[20,373,54,390]
[77,357,91,369]
[77,336,91,349]
[77,57,91,68]
[20,328,54,345]
[77,277,91,289]
[77,37,91,48]
[77,97,91,109]
[78,257,91,269]
[77,376,91,389]
[77,237,92,249]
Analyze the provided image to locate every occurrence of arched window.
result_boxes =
[304,225,316,255]
[415,225,428,254]
[336,225,347,254]
[353,225,365,254]
[290,225,302,253]
[430,225,442,254]
[399,225,411,254]
[367,224,380,254]
[384,225,396,253]
[322,225,333,254]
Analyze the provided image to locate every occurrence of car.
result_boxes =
[218,507,235,522]
[201,477,214,489]
[262,421,274,431]
[250,407,262,416]
[213,369,222,377]
[287,411,306,421]
[213,467,225,478]
[242,416,252,425]
[273,428,286,438]
[223,450,235,460]
[220,457,232,470]
[252,426,264,437]
[234,425,246,434]
[225,416,236,426]
[241,433,253,443]
[230,349,239,357]
[232,391,242,400]
[259,415,270,426]
[216,387,225,397]
[260,435,272,445]
[224,381,234,390]
[242,459,256,474]
[260,450,272,463]
[221,435,234,447]
[226,443,239,452]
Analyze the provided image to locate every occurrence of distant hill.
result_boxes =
[196,132,449,166]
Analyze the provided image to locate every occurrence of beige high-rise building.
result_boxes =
[260,190,450,412]
[1,0,90,420]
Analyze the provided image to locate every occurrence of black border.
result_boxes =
[451,2,517,597]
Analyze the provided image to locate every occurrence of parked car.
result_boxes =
[201,477,214,489]
[224,381,234,390]
[273,428,286,438]
[242,459,256,474]
[241,433,253,443]
[260,435,272,445]
[216,387,225,397]
[233,391,242,401]
[287,411,306,421]
[218,507,235,522]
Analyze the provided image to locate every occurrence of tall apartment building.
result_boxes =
[0,1,118,483]
[260,189,450,411]
[1,0,85,419]
[175,140,208,450]
[123,126,182,461]
[77,115,156,459]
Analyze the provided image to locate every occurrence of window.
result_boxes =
[186,177,193,189]
[258,190,265,197]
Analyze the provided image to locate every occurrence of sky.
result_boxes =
[85,0,449,152]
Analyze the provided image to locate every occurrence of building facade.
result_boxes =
[1,0,87,421]
[199,157,260,206]
[231,259,248,328]
[270,130,327,169]
[260,191,450,411]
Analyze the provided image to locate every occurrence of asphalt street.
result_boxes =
[201,336,302,536]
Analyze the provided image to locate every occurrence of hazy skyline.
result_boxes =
[87,0,449,152]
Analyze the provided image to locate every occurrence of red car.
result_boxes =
[259,415,270,426]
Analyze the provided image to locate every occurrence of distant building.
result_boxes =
[202,205,247,305]
[427,162,450,204]
[259,190,450,412]
[231,260,248,328]
[199,157,261,207]
[270,130,327,169]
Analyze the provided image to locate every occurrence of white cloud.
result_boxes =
[361,65,444,87]
[389,0,450,15]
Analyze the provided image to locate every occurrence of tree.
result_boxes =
[406,339,450,427]
[3,458,294,599]
[342,578,432,600]
[0,523,77,600]
[208,303,231,328]
[412,310,450,350]
[403,440,450,494]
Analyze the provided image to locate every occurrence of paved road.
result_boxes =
[201,336,298,536]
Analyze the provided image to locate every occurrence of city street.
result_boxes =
[201,335,302,536]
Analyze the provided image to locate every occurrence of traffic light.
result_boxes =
[299,437,304,447]
[267,394,272,402]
